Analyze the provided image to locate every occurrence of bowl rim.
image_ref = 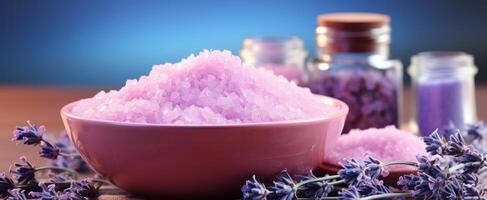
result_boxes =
[60,95,349,128]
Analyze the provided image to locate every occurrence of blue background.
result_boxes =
[2,0,487,87]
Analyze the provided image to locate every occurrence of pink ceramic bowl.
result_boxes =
[60,96,348,199]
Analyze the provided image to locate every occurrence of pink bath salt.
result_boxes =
[71,50,340,124]
[324,126,426,171]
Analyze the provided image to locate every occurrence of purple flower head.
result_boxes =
[39,142,60,160]
[456,151,486,173]
[9,157,36,185]
[6,189,27,200]
[30,183,85,200]
[465,121,486,141]
[423,130,446,156]
[338,159,365,186]
[412,173,445,199]
[446,131,468,156]
[338,187,361,200]
[68,179,97,198]
[459,173,479,185]
[297,171,333,198]
[268,170,295,200]
[268,181,293,200]
[397,174,420,191]
[416,155,445,178]
[462,184,485,199]
[12,121,45,145]
[241,175,270,200]
[440,178,462,199]
[0,173,15,198]
[356,179,391,197]
[49,133,91,173]
[364,156,383,179]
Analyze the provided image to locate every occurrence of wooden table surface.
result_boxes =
[1,85,487,199]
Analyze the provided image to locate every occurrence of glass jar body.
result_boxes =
[306,54,402,132]
[240,36,307,84]
[408,52,477,136]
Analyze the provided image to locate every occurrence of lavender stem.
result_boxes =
[381,161,418,167]
[35,166,78,179]
[293,174,340,190]
[359,192,412,200]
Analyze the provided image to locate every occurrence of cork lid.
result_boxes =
[317,13,390,31]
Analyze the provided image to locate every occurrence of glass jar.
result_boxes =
[306,13,402,133]
[408,51,477,136]
[240,36,308,84]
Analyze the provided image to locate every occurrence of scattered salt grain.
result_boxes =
[324,126,426,171]
[71,50,338,124]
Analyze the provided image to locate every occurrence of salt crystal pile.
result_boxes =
[71,50,338,124]
[324,126,426,170]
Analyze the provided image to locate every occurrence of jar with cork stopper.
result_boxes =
[306,13,402,132]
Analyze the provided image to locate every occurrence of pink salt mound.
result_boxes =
[71,50,339,124]
[324,126,426,171]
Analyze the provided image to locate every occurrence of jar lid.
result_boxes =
[408,51,477,76]
[317,13,390,31]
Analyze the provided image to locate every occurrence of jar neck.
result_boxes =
[240,36,307,66]
[408,51,477,78]
[315,25,390,63]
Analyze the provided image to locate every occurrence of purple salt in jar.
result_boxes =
[409,52,478,136]
[306,13,402,132]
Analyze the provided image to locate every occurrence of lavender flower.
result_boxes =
[9,157,36,185]
[363,156,383,179]
[268,182,293,200]
[411,173,444,199]
[456,151,486,174]
[0,173,15,198]
[356,179,391,197]
[465,121,486,141]
[67,179,97,198]
[6,189,27,200]
[50,133,90,173]
[397,174,420,191]
[30,183,85,200]
[297,172,333,198]
[416,155,444,177]
[423,130,445,155]
[338,187,361,200]
[440,178,462,199]
[338,159,364,186]
[12,122,45,145]
[39,142,60,160]
[446,131,468,156]
[242,175,269,200]
[462,184,485,199]
[268,170,295,200]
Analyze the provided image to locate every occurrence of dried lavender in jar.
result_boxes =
[306,13,402,132]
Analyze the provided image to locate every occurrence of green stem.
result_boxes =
[35,166,78,179]
[298,197,339,200]
[294,175,340,190]
[359,192,412,200]
[382,161,418,167]
[448,164,464,173]
[58,152,80,157]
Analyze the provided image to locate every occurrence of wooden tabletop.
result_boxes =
[1,85,487,198]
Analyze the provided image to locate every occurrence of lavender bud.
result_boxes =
[6,189,28,200]
[338,159,365,186]
[423,130,445,156]
[39,142,60,160]
[0,174,15,198]
[12,122,45,145]
[68,179,97,198]
[9,157,36,185]
[241,175,270,200]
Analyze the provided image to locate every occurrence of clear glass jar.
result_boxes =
[240,36,308,84]
[305,13,402,132]
[408,51,477,136]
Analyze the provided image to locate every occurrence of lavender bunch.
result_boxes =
[2,121,106,199]
[242,129,487,200]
